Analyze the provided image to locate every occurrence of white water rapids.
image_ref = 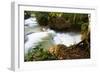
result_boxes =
[24,17,81,54]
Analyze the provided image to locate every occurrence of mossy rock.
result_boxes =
[48,17,71,31]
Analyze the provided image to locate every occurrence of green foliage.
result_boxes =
[72,14,89,30]
[35,12,49,26]
[81,23,89,32]
[24,11,90,60]
[49,12,63,17]
[81,23,89,40]
[80,22,90,53]
[24,44,57,62]
[24,11,89,31]
[62,13,89,30]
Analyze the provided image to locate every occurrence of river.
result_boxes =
[24,17,82,54]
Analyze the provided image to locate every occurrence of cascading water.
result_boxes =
[24,17,81,55]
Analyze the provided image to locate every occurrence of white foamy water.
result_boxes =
[25,17,38,27]
[24,30,56,54]
[53,32,81,47]
[24,17,82,54]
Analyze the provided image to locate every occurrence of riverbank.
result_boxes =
[24,11,90,61]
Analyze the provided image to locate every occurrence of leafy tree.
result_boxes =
[35,12,49,26]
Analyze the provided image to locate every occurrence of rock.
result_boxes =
[48,17,71,31]
[48,44,90,60]
[48,44,69,59]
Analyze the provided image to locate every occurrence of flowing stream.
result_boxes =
[24,17,82,54]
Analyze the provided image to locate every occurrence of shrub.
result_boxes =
[24,44,57,62]
[35,12,49,26]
